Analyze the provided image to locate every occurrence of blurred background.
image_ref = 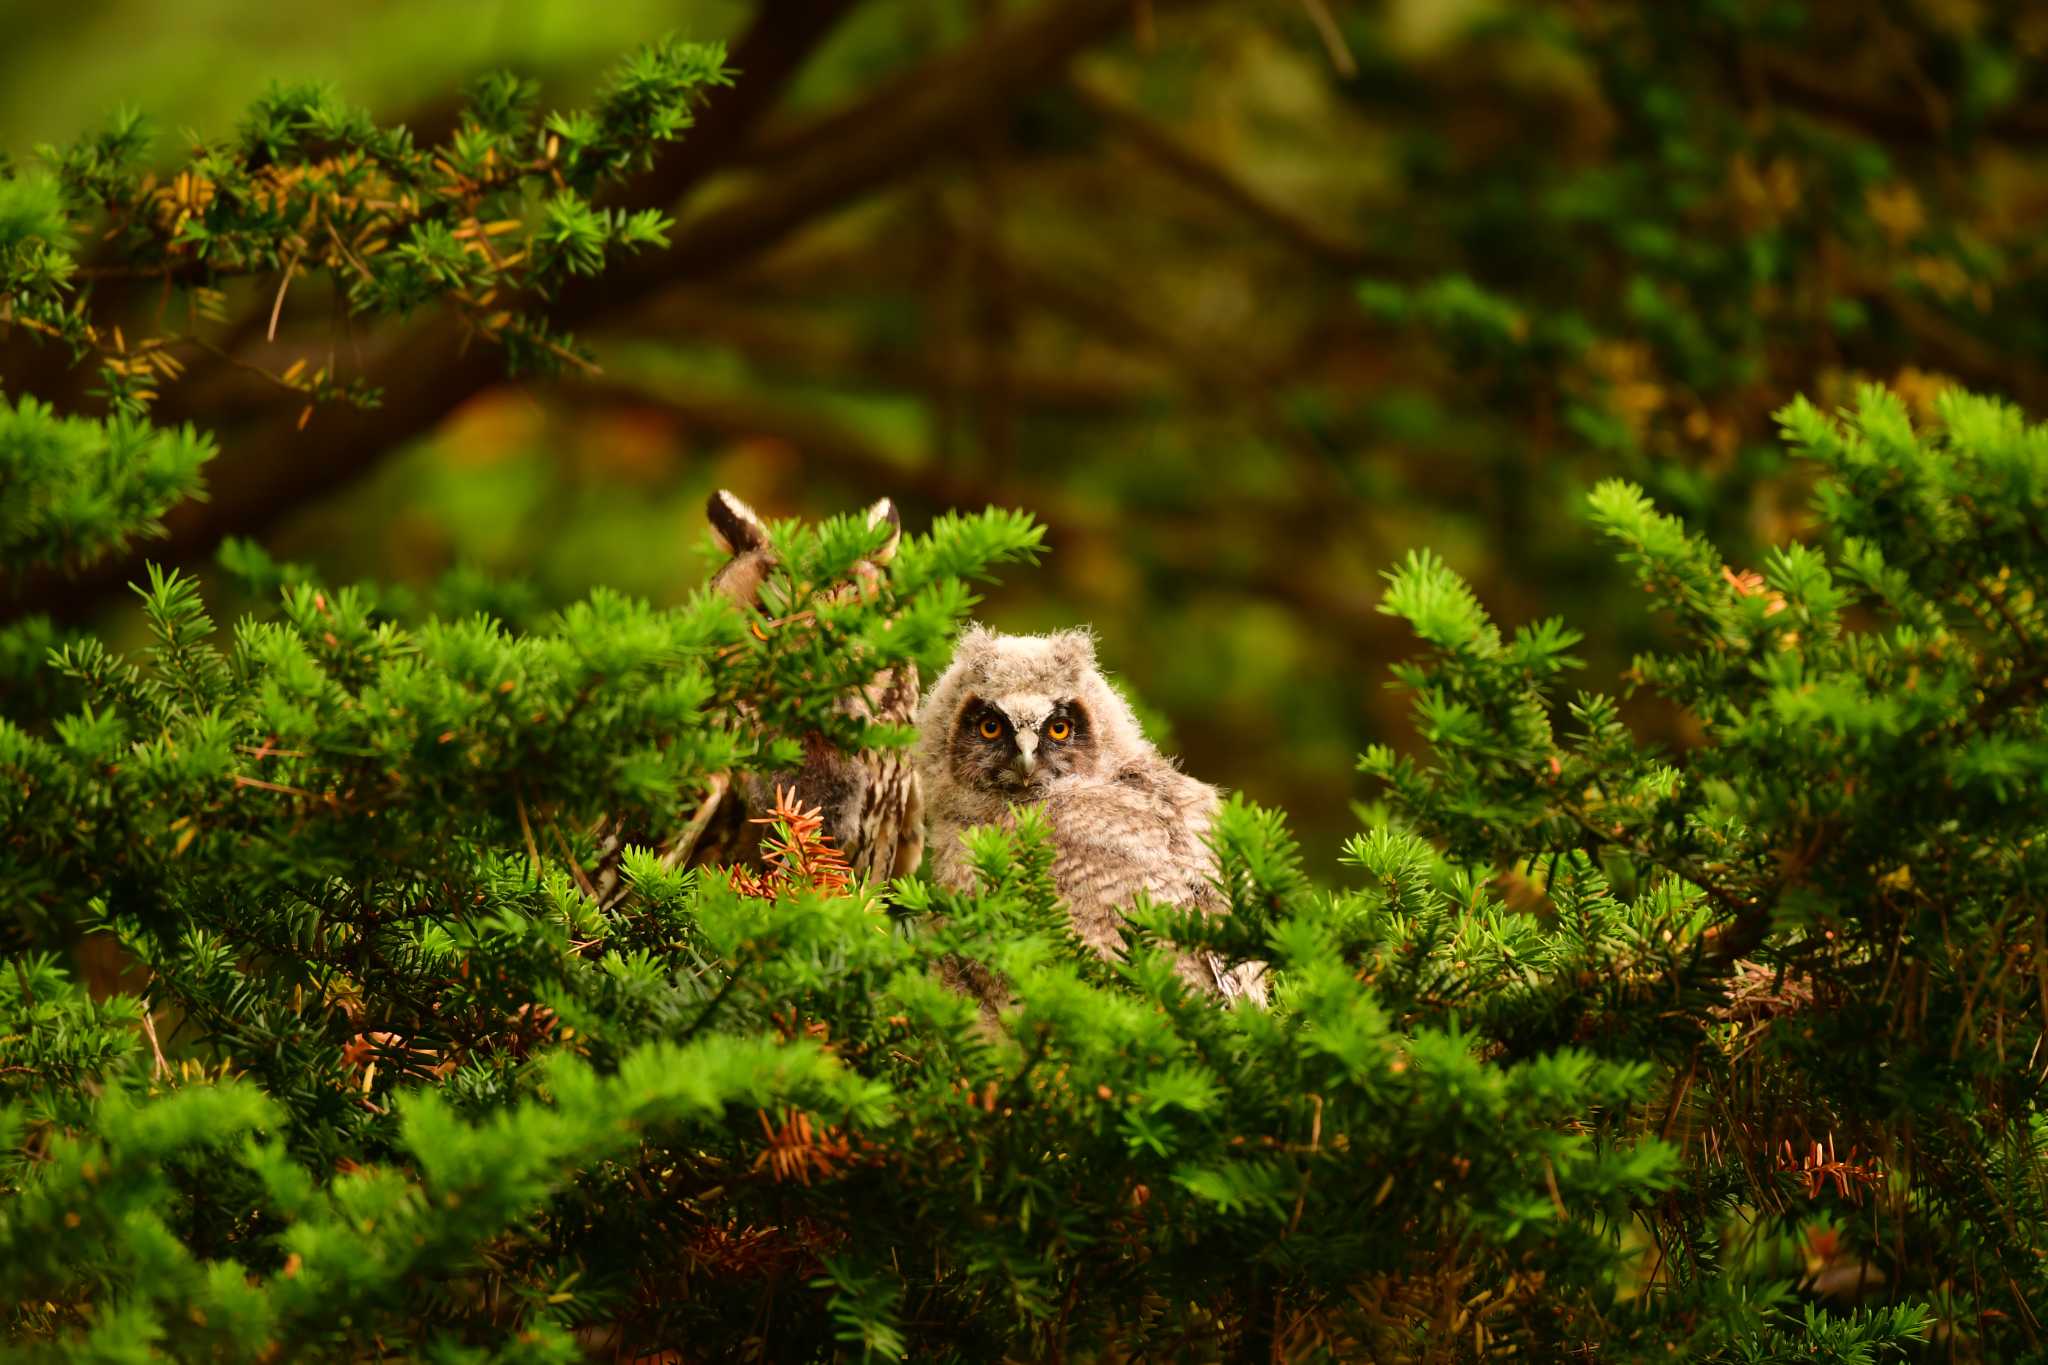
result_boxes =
[4,0,2046,871]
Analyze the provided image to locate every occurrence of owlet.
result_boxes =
[914,625,1266,1003]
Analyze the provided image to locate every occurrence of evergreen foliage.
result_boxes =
[0,395,213,580]
[0,39,728,579]
[4,378,2043,1358]
[6,25,2048,1365]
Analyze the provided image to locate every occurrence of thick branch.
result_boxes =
[981,233,1346,478]
[566,374,976,504]
[616,293,1167,411]
[558,372,1392,643]
[7,0,1174,625]
[1068,77,1392,274]
[605,0,860,215]
[1753,48,2048,145]
[553,0,1166,326]
[9,314,505,623]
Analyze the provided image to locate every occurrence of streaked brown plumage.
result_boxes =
[590,491,922,906]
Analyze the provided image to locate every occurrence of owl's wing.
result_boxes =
[1041,771,1222,952]
[1043,771,1272,1006]
[1208,956,1270,1006]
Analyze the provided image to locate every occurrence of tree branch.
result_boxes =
[615,292,1168,412]
[6,0,1178,625]
[606,0,861,215]
[1752,48,2048,145]
[1068,76,1390,273]
[553,0,1170,325]
[555,372,1396,648]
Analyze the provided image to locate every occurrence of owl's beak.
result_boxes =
[1009,729,1040,778]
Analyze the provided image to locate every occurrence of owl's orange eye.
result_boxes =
[1045,718,1072,742]
[978,716,1004,740]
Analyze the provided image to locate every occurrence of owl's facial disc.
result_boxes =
[952,694,1094,796]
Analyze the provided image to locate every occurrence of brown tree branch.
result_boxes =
[1068,76,1390,273]
[6,0,1178,625]
[552,0,1171,326]
[978,232,1347,479]
[605,0,861,216]
[7,314,508,623]
[616,293,1169,411]
[557,372,1393,646]
[566,374,974,504]
[1753,48,2048,145]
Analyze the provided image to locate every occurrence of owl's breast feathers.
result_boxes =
[1037,769,1221,949]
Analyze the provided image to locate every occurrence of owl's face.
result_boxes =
[917,625,1148,819]
[948,691,1100,796]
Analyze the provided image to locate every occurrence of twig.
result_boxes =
[232,773,314,796]
[1286,1093,1323,1236]
[139,997,171,1078]
[1976,578,2039,661]
[1660,1048,1701,1141]
[678,964,745,1044]
[1069,77,1384,272]
[1297,0,1357,78]
[546,818,601,902]
[515,785,543,882]
[1542,1156,1568,1220]
[325,220,376,282]
[660,772,732,874]
[178,332,326,400]
[268,244,303,343]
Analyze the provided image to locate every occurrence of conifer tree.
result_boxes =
[6,38,2047,1365]
[2,38,727,585]
[10,379,2042,1358]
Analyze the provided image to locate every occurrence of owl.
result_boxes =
[914,625,1266,1004]
[590,490,923,907]
[704,489,925,883]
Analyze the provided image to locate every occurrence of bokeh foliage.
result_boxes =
[11,0,2048,868]
[9,2,2048,863]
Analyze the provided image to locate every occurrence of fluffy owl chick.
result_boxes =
[915,625,1265,1004]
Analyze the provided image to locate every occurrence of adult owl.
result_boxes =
[915,625,1265,1004]
[590,491,923,907]
[703,489,925,884]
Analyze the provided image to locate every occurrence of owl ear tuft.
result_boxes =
[707,489,769,555]
[1049,629,1098,673]
[952,623,998,671]
[864,497,901,564]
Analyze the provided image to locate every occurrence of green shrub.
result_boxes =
[6,32,2044,1363]
[4,383,2041,1360]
